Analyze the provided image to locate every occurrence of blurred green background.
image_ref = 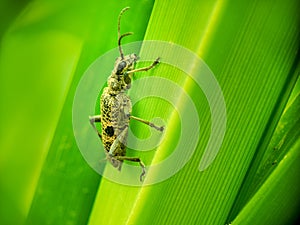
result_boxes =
[0,0,299,225]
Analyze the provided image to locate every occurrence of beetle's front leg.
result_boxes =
[115,155,146,181]
[89,115,102,140]
[126,57,160,75]
[130,115,164,132]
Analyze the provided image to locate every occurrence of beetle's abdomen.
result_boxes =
[100,88,132,155]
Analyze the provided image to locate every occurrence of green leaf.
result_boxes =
[88,0,300,225]
[228,76,300,221]
[231,90,300,225]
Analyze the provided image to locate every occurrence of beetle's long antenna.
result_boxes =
[118,7,133,59]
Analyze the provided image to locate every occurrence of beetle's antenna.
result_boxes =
[118,7,133,59]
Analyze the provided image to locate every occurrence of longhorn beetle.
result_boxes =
[89,7,164,182]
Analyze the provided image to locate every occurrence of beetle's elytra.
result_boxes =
[89,7,164,182]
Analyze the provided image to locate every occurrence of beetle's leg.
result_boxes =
[115,156,146,181]
[130,115,164,132]
[89,115,102,140]
[126,57,160,75]
[109,127,128,155]
[109,138,120,156]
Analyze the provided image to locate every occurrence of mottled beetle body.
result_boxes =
[100,54,136,170]
[89,7,163,181]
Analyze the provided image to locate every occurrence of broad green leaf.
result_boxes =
[88,0,299,225]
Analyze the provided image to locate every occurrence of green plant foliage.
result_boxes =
[231,85,300,225]
[0,0,299,225]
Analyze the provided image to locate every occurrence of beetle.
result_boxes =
[89,7,163,181]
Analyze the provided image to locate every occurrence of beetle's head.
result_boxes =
[107,53,137,92]
[115,53,138,75]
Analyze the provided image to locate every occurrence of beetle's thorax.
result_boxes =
[107,53,138,95]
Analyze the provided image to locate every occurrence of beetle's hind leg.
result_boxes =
[115,156,146,182]
[89,115,102,140]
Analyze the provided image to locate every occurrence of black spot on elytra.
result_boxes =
[105,126,114,137]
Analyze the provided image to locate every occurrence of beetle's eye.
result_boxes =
[116,61,127,74]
